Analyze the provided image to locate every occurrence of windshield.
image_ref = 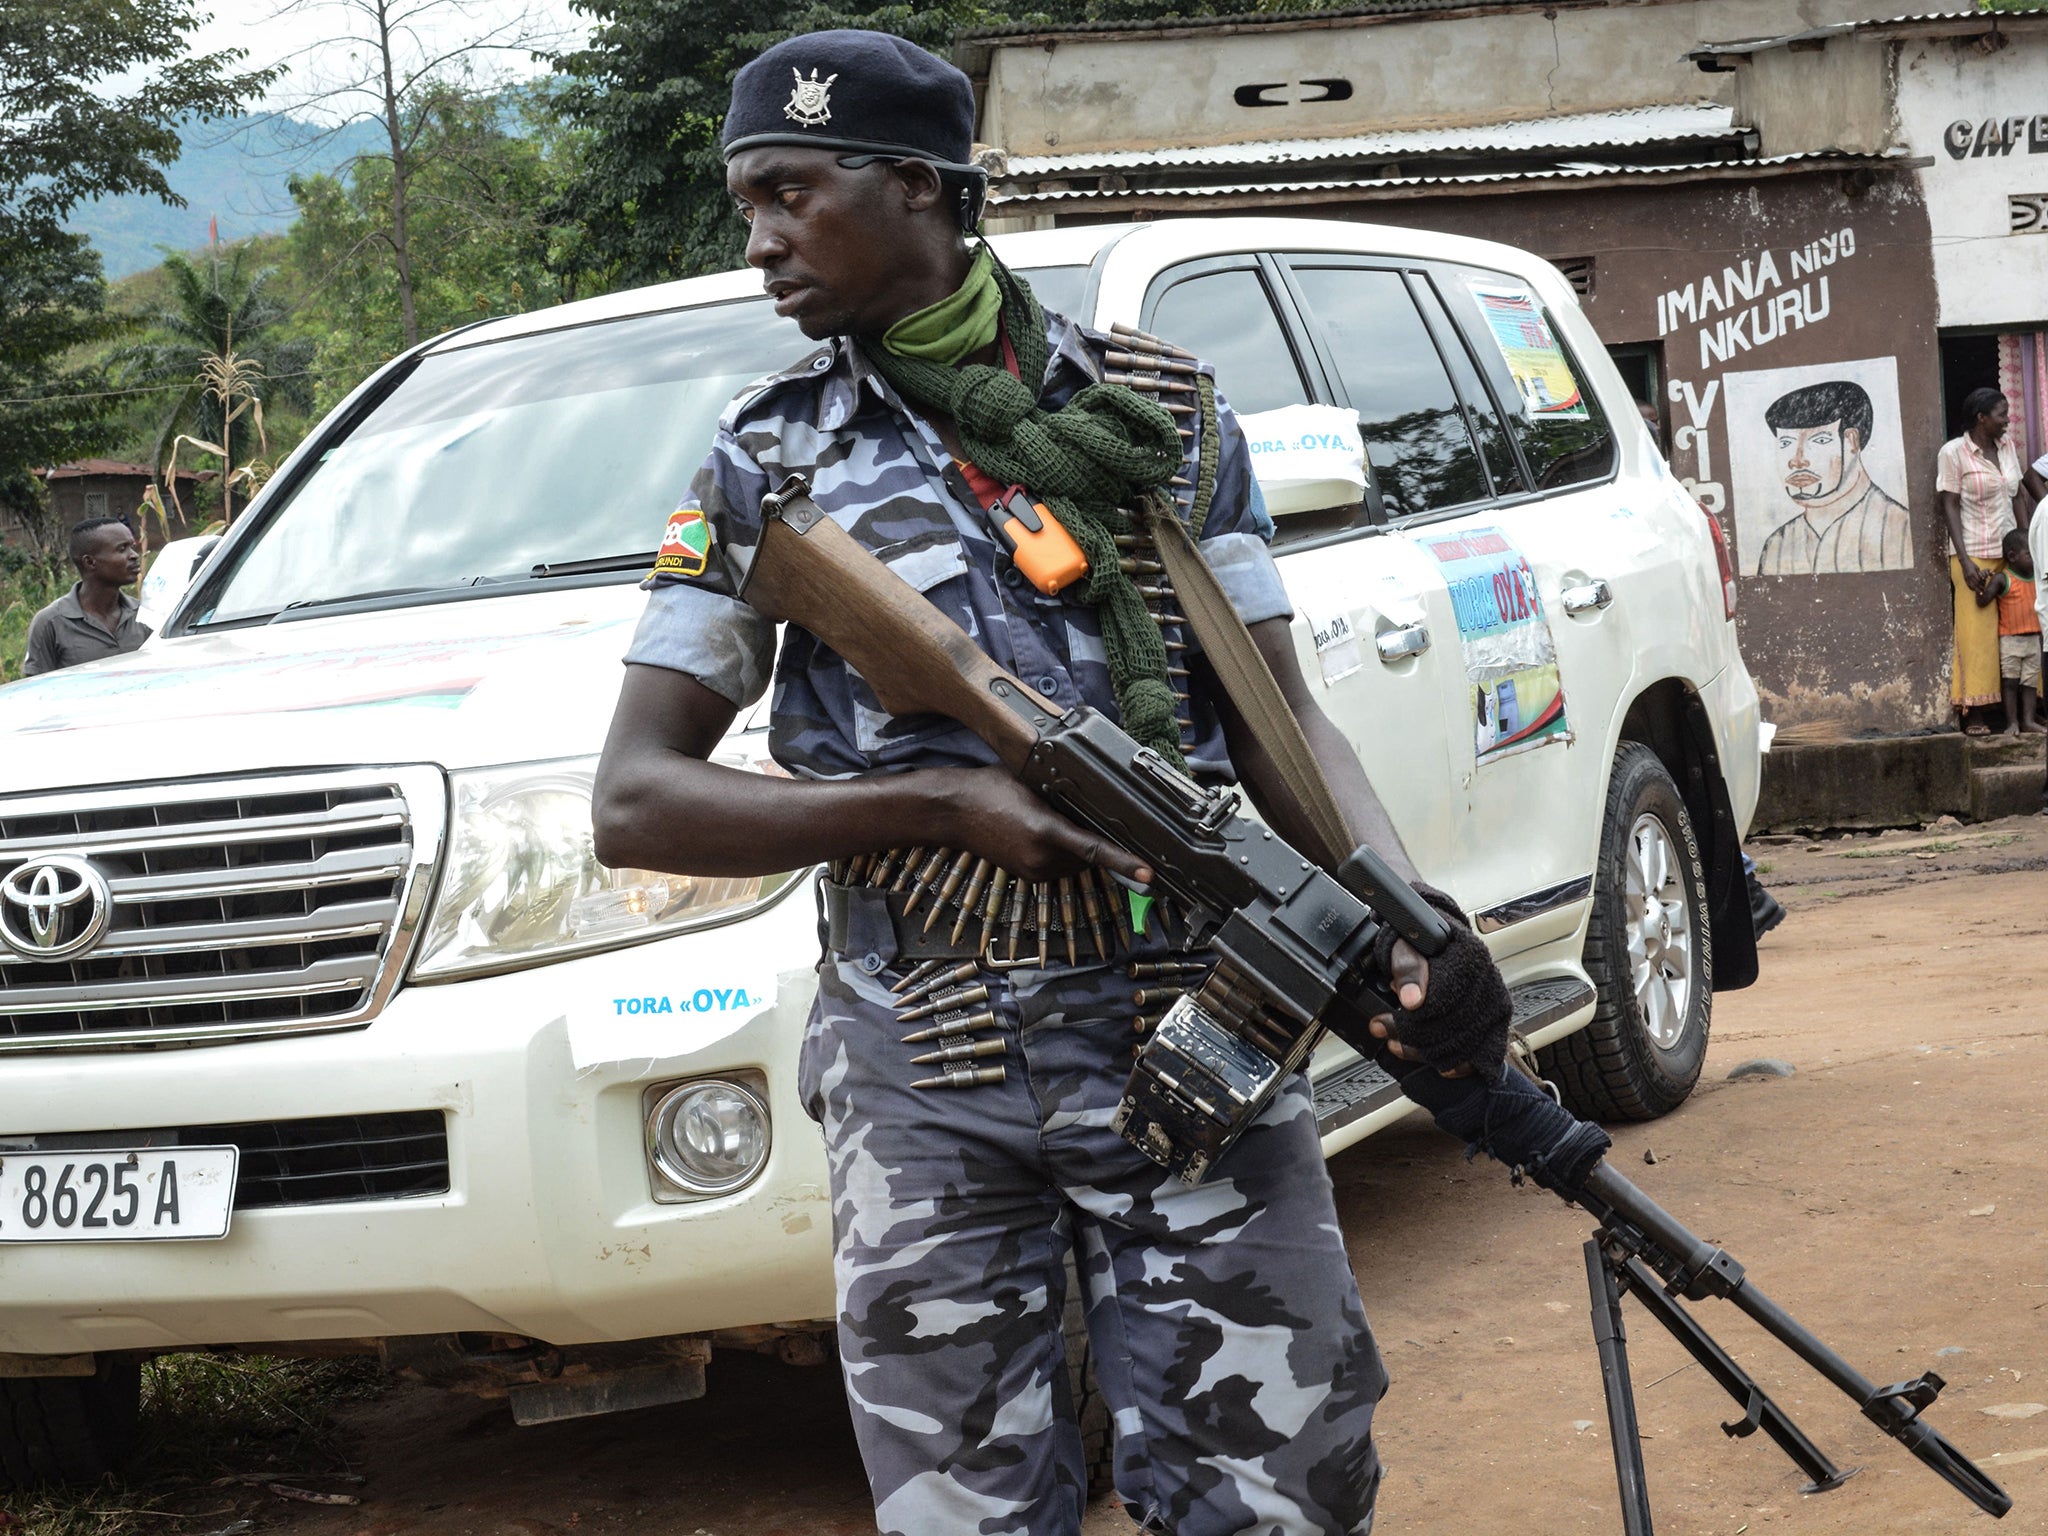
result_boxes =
[190,263,1094,628]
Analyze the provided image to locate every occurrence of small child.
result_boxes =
[1997,528,2042,735]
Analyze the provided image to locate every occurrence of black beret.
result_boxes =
[722,29,981,175]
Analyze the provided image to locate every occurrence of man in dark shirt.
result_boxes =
[22,517,152,677]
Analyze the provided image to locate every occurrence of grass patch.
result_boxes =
[7,1354,383,1536]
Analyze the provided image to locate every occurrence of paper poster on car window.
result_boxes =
[1420,526,1570,765]
[1469,283,1589,422]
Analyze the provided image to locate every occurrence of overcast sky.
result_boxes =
[150,0,594,117]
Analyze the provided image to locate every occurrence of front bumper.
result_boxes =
[0,877,835,1356]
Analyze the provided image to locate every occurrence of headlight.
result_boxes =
[410,755,802,982]
[647,1078,772,1198]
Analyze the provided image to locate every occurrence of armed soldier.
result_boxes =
[593,30,1512,1534]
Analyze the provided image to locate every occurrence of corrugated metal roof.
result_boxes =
[991,149,1918,209]
[1001,102,1738,179]
[1691,8,2047,60]
[959,0,1534,45]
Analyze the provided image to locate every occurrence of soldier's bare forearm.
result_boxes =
[593,665,1146,881]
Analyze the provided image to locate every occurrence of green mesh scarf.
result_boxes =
[864,248,1190,767]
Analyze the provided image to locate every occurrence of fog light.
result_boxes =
[648,1080,771,1196]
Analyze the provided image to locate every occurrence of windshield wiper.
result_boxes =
[263,585,451,622]
[530,552,658,578]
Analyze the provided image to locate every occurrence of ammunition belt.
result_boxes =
[822,851,1179,969]
[1106,322,1209,761]
[821,845,1214,1095]
[841,324,1221,1094]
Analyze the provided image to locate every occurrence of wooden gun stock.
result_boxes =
[740,476,1060,773]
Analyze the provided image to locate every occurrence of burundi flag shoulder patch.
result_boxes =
[654,507,711,578]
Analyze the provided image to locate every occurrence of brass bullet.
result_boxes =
[1132,987,1185,1009]
[1107,325,1198,361]
[890,958,951,996]
[979,867,1011,951]
[1035,880,1051,969]
[1128,958,1210,980]
[1077,874,1108,963]
[949,858,994,945]
[901,846,952,917]
[894,962,979,1009]
[911,1064,1007,1091]
[889,846,927,894]
[1058,876,1079,967]
[900,1007,998,1044]
[897,983,992,1023]
[922,850,975,933]
[1095,868,1133,951]
[1005,878,1027,963]
[910,1037,1008,1067]
[1116,557,1164,576]
[1105,348,1199,376]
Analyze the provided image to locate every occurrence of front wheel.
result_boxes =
[1538,742,1711,1121]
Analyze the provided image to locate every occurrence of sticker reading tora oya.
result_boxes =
[655,507,711,578]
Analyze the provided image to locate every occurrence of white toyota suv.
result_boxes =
[0,217,1759,1483]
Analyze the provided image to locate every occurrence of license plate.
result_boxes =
[0,1147,238,1242]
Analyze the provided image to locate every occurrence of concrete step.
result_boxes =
[1971,760,2045,820]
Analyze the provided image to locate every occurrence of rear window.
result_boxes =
[1441,268,1616,491]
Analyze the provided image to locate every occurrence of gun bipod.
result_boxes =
[1584,1229,1855,1535]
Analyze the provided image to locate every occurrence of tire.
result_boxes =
[1538,742,1712,1121]
[1061,1251,1115,1499]
[0,1355,142,1488]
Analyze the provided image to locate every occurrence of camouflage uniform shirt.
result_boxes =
[623,310,1287,775]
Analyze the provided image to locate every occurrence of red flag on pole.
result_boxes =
[209,215,218,247]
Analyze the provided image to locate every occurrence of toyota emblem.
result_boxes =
[0,854,112,959]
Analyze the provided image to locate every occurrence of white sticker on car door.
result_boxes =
[1304,606,1364,684]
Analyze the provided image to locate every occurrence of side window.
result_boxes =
[1286,265,1490,519]
[1144,266,1312,417]
[1443,267,1617,491]
[1412,278,1523,495]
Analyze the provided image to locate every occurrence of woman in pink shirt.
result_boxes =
[1937,388,2048,733]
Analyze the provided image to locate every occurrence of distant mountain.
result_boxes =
[69,113,386,278]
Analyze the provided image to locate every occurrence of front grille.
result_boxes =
[5,1112,451,1209]
[0,768,444,1050]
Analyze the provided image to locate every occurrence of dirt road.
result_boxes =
[186,820,2048,1536]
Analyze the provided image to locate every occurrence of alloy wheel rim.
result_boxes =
[1623,812,1693,1049]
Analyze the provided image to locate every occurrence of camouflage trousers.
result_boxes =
[799,947,1389,1536]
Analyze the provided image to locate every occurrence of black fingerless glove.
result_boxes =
[1371,882,1512,1075]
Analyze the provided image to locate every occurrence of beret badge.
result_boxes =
[785,67,837,127]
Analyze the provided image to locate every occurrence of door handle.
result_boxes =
[1375,622,1431,662]
[1560,578,1613,615]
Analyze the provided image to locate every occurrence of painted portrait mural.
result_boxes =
[1722,355,1913,577]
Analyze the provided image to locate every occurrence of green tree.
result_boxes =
[0,0,274,531]
[287,84,569,411]
[118,245,316,526]
[273,0,569,348]
[544,0,1292,289]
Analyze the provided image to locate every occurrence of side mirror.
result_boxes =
[137,536,222,633]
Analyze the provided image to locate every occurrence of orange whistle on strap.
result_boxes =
[996,488,1090,596]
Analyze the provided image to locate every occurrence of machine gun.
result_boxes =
[741,475,2011,1527]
